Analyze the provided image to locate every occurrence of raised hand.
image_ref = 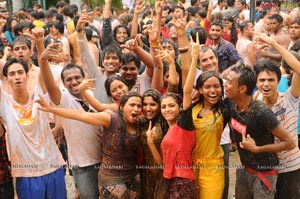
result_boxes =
[174,12,188,37]
[155,48,174,64]
[148,24,160,44]
[120,37,139,51]
[254,32,275,45]
[40,40,64,62]
[190,32,201,59]
[76,14,90,30]
[134,1,145,15]
[79,74,96,92]
[23,27,45,43]
[146,121,158,145]
[35,95,52,113]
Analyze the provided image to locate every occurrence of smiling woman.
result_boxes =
[36,91,144,198]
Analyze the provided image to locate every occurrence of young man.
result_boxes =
[254,33,300,199]
[33,25,102,199]
[0,36,39,94]
[288,18,300,49]
[0,58,66,198]
[206,20,243,73]
[236,20,256,67]
[257,14,290,66]
[224,65,295,199]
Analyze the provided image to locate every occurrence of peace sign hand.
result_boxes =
[146,121,158,145]
[190,32,201,60]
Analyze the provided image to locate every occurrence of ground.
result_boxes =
[65,151,241,199]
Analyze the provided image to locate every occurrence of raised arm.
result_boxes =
[79,76,118,112]
[121,38,154,77]
[77,14,102,79]
[30,28,62,105]
[256,33,300,97]
[183,35,200,110]
[36,96,111,127]
[131,2,145,37]
[101,0,114,49]
[174,14,190,87]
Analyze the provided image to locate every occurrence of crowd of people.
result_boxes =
[0,0,300,199]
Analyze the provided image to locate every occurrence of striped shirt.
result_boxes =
[258,88,300,173]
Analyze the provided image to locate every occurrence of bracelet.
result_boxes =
[150,40,160,49]
[179,47,189,54]
[76,29,84,32]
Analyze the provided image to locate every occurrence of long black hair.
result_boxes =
[118,91,142,148]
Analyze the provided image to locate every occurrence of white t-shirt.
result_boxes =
[58,89,103,167]
[0,85,65,177]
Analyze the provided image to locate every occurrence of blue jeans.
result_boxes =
[222,143,230,199]
[16,168,66,199]
[235,168,277,199]
[72,163,100,199]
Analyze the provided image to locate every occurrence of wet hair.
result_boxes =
[254,60,281,83]
[118,91,142,148]
[143,88,161,105]
[104,75,128,97]
[3,58,29,77]
[101,44,123,66]
[195,71,225,124]
[210,20,224,29]
[122,53,141,70]
[190,26,207,45]
[113,24,130,44]
[231,65,256,96]
[12,36,32,49]
[60,63,85,83]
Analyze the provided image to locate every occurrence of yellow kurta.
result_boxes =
[192,104,225,199]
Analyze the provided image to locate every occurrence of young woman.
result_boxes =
[184,37,229,198]
[140,89,169,199]
[222,16,240,47]
[79,75,129,112]
[145,38,202,199]
[36,92,143,199]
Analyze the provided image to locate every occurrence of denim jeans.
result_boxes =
[235,168,277,199]
[72,163,100,199]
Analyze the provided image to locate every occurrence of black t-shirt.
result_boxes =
[228,100,279,171]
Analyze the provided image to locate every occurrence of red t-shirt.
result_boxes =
[161,107,196,180]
